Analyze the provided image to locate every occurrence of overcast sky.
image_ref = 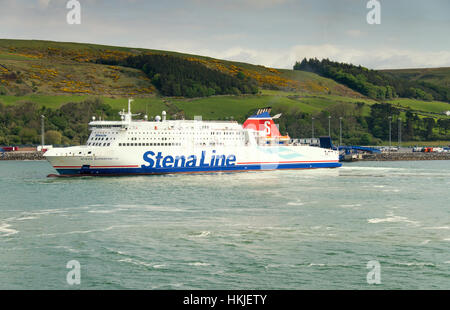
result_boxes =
[1,0,449,69]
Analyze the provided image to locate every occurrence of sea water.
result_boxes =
[0,160,449,289]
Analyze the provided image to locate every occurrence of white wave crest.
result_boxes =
[0,223,19,237]
[188,262,210,266]
[368,212,419,225]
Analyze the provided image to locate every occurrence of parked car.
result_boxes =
[412,146,423,152]
[389,147,399,152]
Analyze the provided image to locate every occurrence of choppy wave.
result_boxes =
[368,212,419,225]
[37,225,125,236]
[308,263,327,267]
[187,231,211,238]
[338,204,361,209]
[423,226,450,230]
[14,216,39,221]
[339,166,405,172]
[394,262,435,267]
[286,201,305,206]
[118,257,155,268]
[0,223,19,237]
[187,262,210,266]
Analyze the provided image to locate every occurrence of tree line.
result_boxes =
[96,54,258,98]
[1,99,449,146]
[0,98,115,146]
[294,58,450,102]
[272,102,450,145]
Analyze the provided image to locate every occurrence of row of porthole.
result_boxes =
[118,142,182,147]
[87,143,111,147]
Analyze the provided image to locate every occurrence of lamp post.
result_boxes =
[398,117,402,148]
[339,116,343,147]
[388,116,392,152]
[40,115,45,150]
[328,115,331,137]
[311,117,315,139]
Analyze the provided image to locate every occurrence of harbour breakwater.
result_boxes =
[361,152,450,161]
[0,151,45,161]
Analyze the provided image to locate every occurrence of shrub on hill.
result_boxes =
[294,58,448,102]
[96,54,258,97]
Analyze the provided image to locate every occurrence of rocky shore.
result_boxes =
[0,151,45,161]
[361,152,450,161]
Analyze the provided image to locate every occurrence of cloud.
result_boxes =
[191,0,291,9]
[38,0,51,8]
[346,29,364,38]
[240,0,290,8]
[1,0,449,70]
[169,44,450,69]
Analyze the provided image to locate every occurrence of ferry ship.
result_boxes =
[44,99,341,176]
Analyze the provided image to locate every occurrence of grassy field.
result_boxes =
[0,93,338,121]
[382,67,450,89]
[1,91,448,123]
[0,94,94,108]
[387,98,450,114]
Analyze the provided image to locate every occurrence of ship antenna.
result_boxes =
[128,98,134,115]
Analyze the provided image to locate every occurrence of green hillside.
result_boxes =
[0,39,361,98]
[381,67,450,89]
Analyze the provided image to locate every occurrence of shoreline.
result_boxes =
[1,151,45,161]
[359,152,450,161]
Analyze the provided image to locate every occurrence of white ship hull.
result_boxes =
[45,145,340,175]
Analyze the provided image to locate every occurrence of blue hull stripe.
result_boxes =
[55,162,342,176]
